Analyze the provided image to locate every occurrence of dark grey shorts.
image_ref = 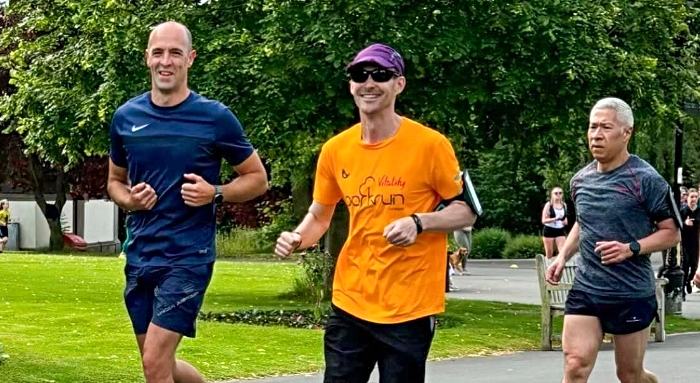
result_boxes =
[565,289,657,335]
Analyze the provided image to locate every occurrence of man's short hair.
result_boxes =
[591,97,634,128]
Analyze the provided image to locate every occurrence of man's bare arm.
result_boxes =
[416,201,476,233]
[107,159,133,210]
[638,218,680,254]
[294,202,336,250]
[221,151,269,203]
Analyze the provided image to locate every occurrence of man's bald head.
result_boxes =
[148,21,192,52]
[145,21,196,97]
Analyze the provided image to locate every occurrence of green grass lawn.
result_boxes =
[1,253,699,383]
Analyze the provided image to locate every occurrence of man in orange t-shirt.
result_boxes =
[275,43,476,383]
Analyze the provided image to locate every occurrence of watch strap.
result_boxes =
[213,185,224,204]
[410,214,423,235]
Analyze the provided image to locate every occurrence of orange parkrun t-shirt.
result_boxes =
[313,117,464,324]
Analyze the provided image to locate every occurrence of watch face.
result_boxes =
[215,194,224,204]
[631,242,640,252]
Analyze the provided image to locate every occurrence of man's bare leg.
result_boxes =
[562,315,603,383]
[613,327,658,383]
[137,324,206,383]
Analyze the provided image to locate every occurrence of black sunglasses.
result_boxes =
[347,68,398,83]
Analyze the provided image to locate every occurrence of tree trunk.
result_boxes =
[323,202,349,294]
[27,154,67,251]
[291,173,312,221]
[48,219,64,250]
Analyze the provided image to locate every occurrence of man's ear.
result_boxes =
[395,76,406,95]
[188,49,197,68]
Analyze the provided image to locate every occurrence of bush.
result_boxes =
[503,235,544,259]
[257,197,297,245]
[216,197,298,258]
[471,228,511,259]
[199,309,330,329]
[199,307,462,330]
[282,246,336,320]
[216,228,272,257]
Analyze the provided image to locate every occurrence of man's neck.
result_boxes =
[360,110,402,144]
[597,150,630,173]
[151,86,191,107]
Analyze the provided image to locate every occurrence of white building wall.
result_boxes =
[83,200,117,243]
[32,200,73,250]
[0,196,117,250]
[6,200,39,249]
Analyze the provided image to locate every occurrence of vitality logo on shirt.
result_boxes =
[131,124,150,132]
[344,175,405,210]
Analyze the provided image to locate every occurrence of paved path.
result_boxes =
[233,332,700,383]
[448,253,700,320]
[224,253,700,382]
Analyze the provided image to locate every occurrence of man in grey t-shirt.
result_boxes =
[546,98,681,383]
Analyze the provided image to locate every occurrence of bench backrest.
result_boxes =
[535,253,576,307]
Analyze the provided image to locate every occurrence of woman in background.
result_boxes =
[0,199,11,253]
[541,187,568,260]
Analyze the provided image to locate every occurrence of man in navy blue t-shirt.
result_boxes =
[108,21,268,383]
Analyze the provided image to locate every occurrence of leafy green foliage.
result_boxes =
[503,235,545,259]
[216,228,273,256]
[2,0,700,237]
[0,0,201,165]
[286,246,336,319]
[471,228,512,259]
[199,308,330,329]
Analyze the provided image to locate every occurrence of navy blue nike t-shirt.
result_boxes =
[110,91,254,267]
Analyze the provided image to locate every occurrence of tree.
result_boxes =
[0,0,201,249]
[2,0,699,251]
[238,0,700,234]
[0,133,112,248]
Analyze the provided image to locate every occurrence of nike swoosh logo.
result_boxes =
[131,124,149,132]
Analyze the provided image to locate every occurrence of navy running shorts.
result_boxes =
[124,262,214,338]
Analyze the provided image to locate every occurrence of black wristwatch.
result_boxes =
[410,214,423,235]
[629,240,641,256]
[213,185,224,205]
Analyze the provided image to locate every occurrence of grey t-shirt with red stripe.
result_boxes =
[570,155,678,299]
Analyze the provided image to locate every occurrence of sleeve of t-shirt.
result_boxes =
[312,144,342,206]
[215,108,255,166]
[430,136,463,200]
[643,173,679,225]
[109,111,128,168]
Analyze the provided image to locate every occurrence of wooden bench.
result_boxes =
[535,253,667,351]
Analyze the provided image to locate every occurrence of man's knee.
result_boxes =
[616,365,643,383]
[142,351,169,382]
[141,326,180,383]
[142,348,175,383]
[564,351,595,380]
